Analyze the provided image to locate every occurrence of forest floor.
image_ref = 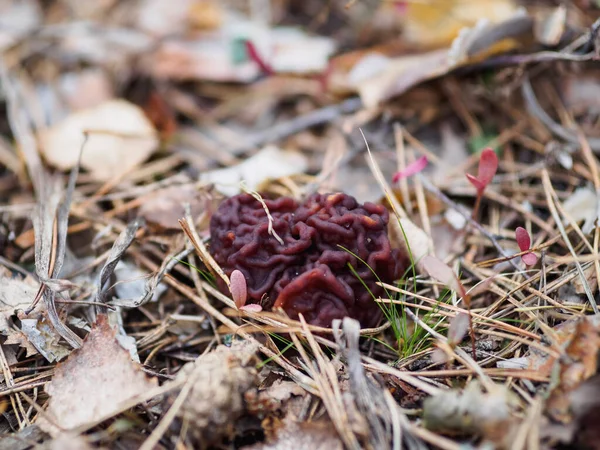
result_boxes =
[1,1,600,449]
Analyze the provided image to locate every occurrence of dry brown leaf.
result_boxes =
[38,315,157,435]
[505,316,600,379]
[338,10,531,107]
[546,317,600,423]
[138,185,204,231]
[39,99,159,181]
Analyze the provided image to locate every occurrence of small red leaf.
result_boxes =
[466,173,485,193]
[521,252,538,266]
[230,270,248,309]
[515,227,531,252]
[392,156,428,183]
[477,148,498,186]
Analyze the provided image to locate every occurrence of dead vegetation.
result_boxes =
[0,0,600,449]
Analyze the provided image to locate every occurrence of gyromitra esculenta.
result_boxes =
[209,192,405,328]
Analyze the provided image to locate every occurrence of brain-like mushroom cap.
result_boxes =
[209,192,406,328]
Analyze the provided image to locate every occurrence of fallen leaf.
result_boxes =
[59,69,114,111]
[113,261,167,304]
[3,330,38,358]
[561,186,599,235]
[37,315,157,435]
[39,99,159,181]
[138,185,204,231]
[21,317,71,362]
[395,0,519,48]
[200,146,308,197]
[0,269,39,333]
[147,12,335,82]
[423,380,517,446]
[395,217,431,268]
[573,265,598,295]
[546,317,600,423]
[420,255,462,293]
[136,0,214,37]
[504,315,600,379]
[342,10,532,107]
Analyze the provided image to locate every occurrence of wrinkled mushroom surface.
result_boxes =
[209,192,406,327]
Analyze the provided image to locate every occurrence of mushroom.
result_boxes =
[209,192,406,328]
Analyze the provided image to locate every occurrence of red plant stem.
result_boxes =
[471,190,483,221]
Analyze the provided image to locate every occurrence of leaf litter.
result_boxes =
[0,1,600,449]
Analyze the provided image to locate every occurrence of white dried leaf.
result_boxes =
[113,261,167,305]
[40,99,159,181]
[269,28,335,74]
[562,186,599,235]
[444,208,467,230]
[0,271,39,333]
[397,217,431,265]
[200,146,308,196]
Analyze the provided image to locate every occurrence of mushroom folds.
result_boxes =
[209,192,405,328]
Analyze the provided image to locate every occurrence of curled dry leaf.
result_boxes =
[37,315,157,436]
[546,317,600,424]
[39,99,159,181]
